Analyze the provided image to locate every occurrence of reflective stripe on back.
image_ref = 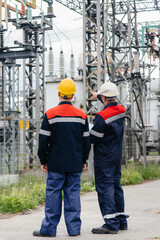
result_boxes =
[48,117,85,125]
[105,112,126,124]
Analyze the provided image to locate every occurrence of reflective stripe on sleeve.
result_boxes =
[116,212,126,216]
[105,112,126,124]
[83,131,90,137]
[48,117,85,125]
[39,129,51,136]
[90,129,104,138]
[103,213,117,219]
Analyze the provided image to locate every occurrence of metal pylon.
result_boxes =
[22,27,45,169]
[83,0,158,164]
[104,0,147,162]
[83,0,106,116]
[3,61,20,174]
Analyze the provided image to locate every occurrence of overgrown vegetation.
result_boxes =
[121,162,160,185]
[0,175,46,214]
[0,162,160,214]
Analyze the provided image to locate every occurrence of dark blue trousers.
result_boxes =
[94,158,128,231]
[40,171,82,236]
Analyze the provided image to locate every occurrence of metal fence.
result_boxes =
[0,118,41,175]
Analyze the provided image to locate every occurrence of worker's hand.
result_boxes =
[90,90,98,99]
[41,163,48,173]
[83,164,87,171]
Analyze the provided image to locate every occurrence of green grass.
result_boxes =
[81,177,95,192]
[121,162,160,185]
[0,175,46,214]
[0,162,160,214]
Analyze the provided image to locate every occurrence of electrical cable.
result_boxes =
[53,22,73,55]
[46,31,52,48]
[51,28,63,51]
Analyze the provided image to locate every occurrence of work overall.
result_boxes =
[40,171,82,236]
[90,102,128,231]
[38,101,91,236]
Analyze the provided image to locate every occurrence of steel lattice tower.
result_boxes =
[22,25,45,168]
[55,0,160,164]
[3,61,20,174]
[83,0,106,115]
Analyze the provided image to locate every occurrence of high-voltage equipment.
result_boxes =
[0,0,54,173]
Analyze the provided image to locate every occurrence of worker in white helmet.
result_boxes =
[90,82,129,234]
[33,78,91,237]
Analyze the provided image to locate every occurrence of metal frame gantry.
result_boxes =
[0,8,54,173]
[56,0,160,166]
[0,0,159,173]
[2,61,20,174]
[83,0,107,115]
[22,24,46,169]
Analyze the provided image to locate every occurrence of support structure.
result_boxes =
[83,0,106,116]
[0,0,160,174]
[2,61,20,174]
[0,6,54,172]
[22,25,45,168]
[57,0,160,163]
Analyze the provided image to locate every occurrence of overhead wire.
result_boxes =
[50,28,63,51]
[53,22,73,55]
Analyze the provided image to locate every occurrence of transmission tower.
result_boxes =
[55,0,160,14]
[0,1,54,172]
[22,25,45,168]
[55,0,160,164]
[82,1,106,115]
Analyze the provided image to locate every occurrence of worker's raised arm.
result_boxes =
[90,90,103,104]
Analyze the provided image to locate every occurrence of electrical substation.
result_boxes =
[0,0,160,180]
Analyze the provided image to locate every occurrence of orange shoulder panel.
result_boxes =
[98,104,126,120]
[46,104,87,120]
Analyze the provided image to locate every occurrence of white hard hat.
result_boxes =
[98,82,119,97]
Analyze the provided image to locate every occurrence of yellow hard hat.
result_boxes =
[57,78,76,98]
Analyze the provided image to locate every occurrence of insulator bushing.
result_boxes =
[59,51,65,78]
[70,54,75,79]
[47,5,53,15]
[24,29,29,44]
[34,30,39,45]
[49,47,54,74]
[0,30,4,48]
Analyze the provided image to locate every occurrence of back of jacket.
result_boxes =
[38,101,91,172]
[90,102,126,167]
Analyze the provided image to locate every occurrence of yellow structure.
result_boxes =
[19,120,29,130]
[16,0,36,9]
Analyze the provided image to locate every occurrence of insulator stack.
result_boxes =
[70,54,75,79]
[47,4,53,15]
[48,47,54,75]
[0,30,4,48]
[134,52,140,72]
[34,30,39,45]
[59,50,64,78]
[24,29,29,44]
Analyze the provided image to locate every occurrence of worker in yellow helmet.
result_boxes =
[33,78,91,237]
[57,78,76,99]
